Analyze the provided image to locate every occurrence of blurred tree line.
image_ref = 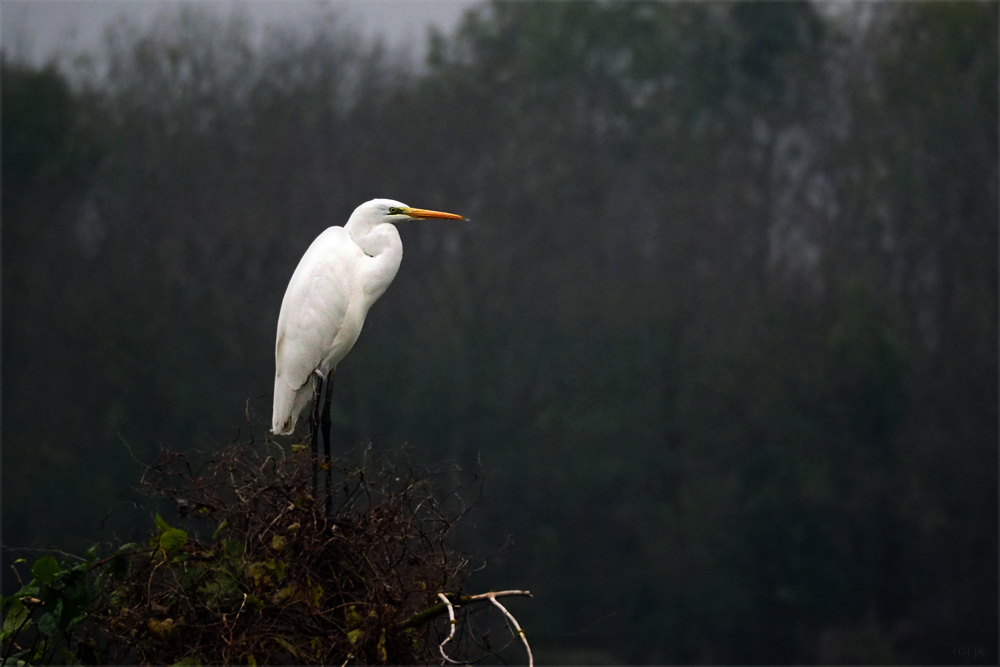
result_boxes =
[3,2,996,662]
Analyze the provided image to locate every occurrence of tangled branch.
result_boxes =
[83,436,496,664]
[434,591,534,667]
[3,425,533,665]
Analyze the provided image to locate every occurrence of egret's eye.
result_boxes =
[388,206,401,215]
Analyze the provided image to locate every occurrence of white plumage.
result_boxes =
[272,198,464,435]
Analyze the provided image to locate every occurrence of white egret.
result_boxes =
[271,198,465,504]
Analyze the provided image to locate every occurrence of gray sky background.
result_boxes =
[1,1,478,66]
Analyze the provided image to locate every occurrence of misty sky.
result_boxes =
[1,1,477,65]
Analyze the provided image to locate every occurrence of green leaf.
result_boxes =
[254,557,285,583]
[346,628,364,645]
[37,599,62,638]
[376,627,387,662]
[1,598,29,640]
[44,567,91,636]
[307,583,323,610]
[180,564,208,591]
[211,519,229,541]
[222,539,245,560]
[272,584,296,604]
[247,562,268,587]
[272,635,299,657]
[66,611,88,631]
[199,573,240,608]
[148,617,175,639]
[154,512,173,533]
[31,556,60,585]
[159,528,188,553]
[30,638,50,664]
[59,568,92,613]
[8,582,40,599]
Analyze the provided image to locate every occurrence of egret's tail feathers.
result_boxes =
[272,376,314,435]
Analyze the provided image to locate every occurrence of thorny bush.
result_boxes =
[3,436,489,665]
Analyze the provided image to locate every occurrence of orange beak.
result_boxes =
[402,207,466,221]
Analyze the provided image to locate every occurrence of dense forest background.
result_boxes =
[3,1,996,663]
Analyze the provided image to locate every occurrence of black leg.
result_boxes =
[321,370,334,517]
[310,372,325,499]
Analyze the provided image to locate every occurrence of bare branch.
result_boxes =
[396,590,532,631]
[437,592,463,665]
[489,593,533,667]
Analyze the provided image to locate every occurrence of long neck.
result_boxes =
[345,220,403,300]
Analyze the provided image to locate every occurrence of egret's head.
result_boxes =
[361,198,466,223]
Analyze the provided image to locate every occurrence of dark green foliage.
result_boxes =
[2,551,95,665]
[2,1,996,662]
[3,441,486,664]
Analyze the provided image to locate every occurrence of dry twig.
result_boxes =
[434,590,533,666]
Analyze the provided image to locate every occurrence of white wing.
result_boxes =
[272,227,362,433]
